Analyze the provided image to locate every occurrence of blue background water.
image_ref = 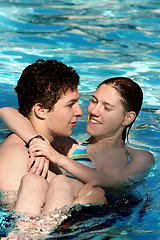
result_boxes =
[0,0,160,239]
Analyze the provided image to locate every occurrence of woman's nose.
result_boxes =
[89,104,100,116]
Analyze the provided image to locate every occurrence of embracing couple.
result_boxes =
[0,59,154,237]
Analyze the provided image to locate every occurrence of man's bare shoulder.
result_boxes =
[1,133,25,146]
[0,133,26,155]
[0,133,29,191]
[0,133,29,164]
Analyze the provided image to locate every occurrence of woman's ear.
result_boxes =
[33,103,47,119]
[123,111,136,126]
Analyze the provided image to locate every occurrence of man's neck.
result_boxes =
[28,117,54,143]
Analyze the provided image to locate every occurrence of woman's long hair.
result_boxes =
[97,77,143,142]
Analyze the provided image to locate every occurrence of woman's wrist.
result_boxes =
[58,154,71,170]
[25,135,45,148]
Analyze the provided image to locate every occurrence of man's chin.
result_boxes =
[60,130,73,137]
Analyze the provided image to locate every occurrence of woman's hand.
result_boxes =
[27,155,49,178]
[26,137,51,177]
[27,138,61,170]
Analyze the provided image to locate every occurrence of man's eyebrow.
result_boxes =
[66,99,78,104]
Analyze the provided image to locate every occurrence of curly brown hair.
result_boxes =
[15,59,80,116]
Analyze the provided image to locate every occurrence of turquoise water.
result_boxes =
[0,0,160,239]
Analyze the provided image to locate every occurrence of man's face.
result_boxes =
[45,89,83,137]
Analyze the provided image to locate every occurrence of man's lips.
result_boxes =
[70,121,77,126]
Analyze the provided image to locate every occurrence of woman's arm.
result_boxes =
[0,107,36,142]
[59,149,155,188]
[29,138,155,189]
[29,139,122,188]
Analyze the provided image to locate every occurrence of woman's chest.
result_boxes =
[87,146,129,175]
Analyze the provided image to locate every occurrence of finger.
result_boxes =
[28,142,42,155]
[28,144,42,155]
[29,138,50,154]
[35,157,45,175]
[41,159,49,178]
[29,138,47,149]
[28,145,46,157]
[29,157,41,174]
[29,150,44,158]
[27,156,36,172]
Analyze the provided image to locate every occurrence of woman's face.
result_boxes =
[87,84,127,139]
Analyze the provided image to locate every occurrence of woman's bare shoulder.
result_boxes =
[128,146,155,165]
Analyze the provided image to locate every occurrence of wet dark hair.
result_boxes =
[98,77,143,142]
[15,59,79,116]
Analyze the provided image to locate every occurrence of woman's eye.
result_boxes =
[104,106,111,111]
[91,98,97,103]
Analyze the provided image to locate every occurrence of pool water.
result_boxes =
[0,0,160,239]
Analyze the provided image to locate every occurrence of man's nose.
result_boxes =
[75,103,83,117]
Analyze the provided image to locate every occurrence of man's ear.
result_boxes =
[33,103,47,119]
[123,111,136,126]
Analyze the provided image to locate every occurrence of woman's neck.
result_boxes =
[90,135,124,149]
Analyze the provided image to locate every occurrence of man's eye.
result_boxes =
[67,103,74,108]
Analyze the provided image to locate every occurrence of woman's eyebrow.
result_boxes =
[104,102,115,107]
[93,94,115,107]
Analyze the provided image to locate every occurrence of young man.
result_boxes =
[0,59,106,215]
